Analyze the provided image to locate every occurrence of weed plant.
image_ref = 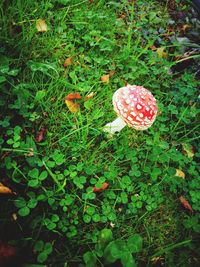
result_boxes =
[0,0,200,266]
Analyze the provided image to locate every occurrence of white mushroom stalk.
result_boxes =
[103,85,158,134]
[103,117,127,135]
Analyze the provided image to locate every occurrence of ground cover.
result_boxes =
[0,0,200,266]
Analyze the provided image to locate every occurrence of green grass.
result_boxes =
[0,0,200,266]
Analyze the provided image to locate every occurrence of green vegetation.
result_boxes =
[0,0,200,266]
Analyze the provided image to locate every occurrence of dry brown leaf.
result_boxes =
[1,152,10,160]
[182,143,194,158]
[36,128,46,142]
[175,169,185,179]
[93,182,109,192]
[0,242,16,263]
[182,24,191,32]
[36,19,48,32]
[84,92,94,101]
[0,183,13,194]
[179,196,193,212]
[63,57,73,67]
[150,45,157,51]
[101,74,110,83]
[156,47,167,58]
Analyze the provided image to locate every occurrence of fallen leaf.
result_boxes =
[25,148,34,157]
[12,213,17,221]
[182,143,194,158]
[101,74,110,83]
[156,47,167,58]
[150,45,157,51]
[0,183,13,194]
[179,196,193,212]
[110,222,115,228]
[0,242,16,264]
[66,93,82,101]
[84,92,94,101]
[93,182,109,192]
[36,19,48,32]
[182,24,191,32]
[36,128,46,142]
[175,169,185,179]
[151,256,165,264]
[65,93,82,113]
[1,152,10,160]
[109,70,115,77]
[63,57,73,67]
[65,100,80,113]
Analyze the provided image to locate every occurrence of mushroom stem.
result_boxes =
[103,117,127,134]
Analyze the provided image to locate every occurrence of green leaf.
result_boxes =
[28,179,39,188]
[151,168,162,181]
[95,228,113,254]
[37,251,48,263]
[13,141,20,148]
[121,252,136,267]
[99,228,113,244]
[84,99,94,110]
[51,214,59,222]
[46,222,56,230]
[28,168,39,179]
[27,199,38,208]
[8,68,20,76]
[27,60,58,77]
[83,251,97,267]
[39,171,48,181]
[104,239,127,264]
[35,90,46,101]
[86,206,95,216]
[44,242,53,254]
[92,214,101,222]
[34,241,44,252]
[18,206,30,217]
[65,194,74,205]
[14,197,26,208]
[127,234,143,253]
[0,76,6,83]
[83,214,91,223]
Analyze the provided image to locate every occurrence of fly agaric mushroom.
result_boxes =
[103,85,158,134]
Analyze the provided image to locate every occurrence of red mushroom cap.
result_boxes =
[112,85,158,130]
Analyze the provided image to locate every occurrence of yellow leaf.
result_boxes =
[65,99,80,113]
[84,92,94,101]
[12,213,17,221]
[0,183,13,194]
[182,24,191,32]
[156,47,167,58]
[182,143,194,158]
[175,169,185,179]
[101,74,110,83]
[36,19,48,32]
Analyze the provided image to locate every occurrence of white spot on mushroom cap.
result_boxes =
[130,111,136,116]
[136,104,142,110]
[139,113,143,118]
